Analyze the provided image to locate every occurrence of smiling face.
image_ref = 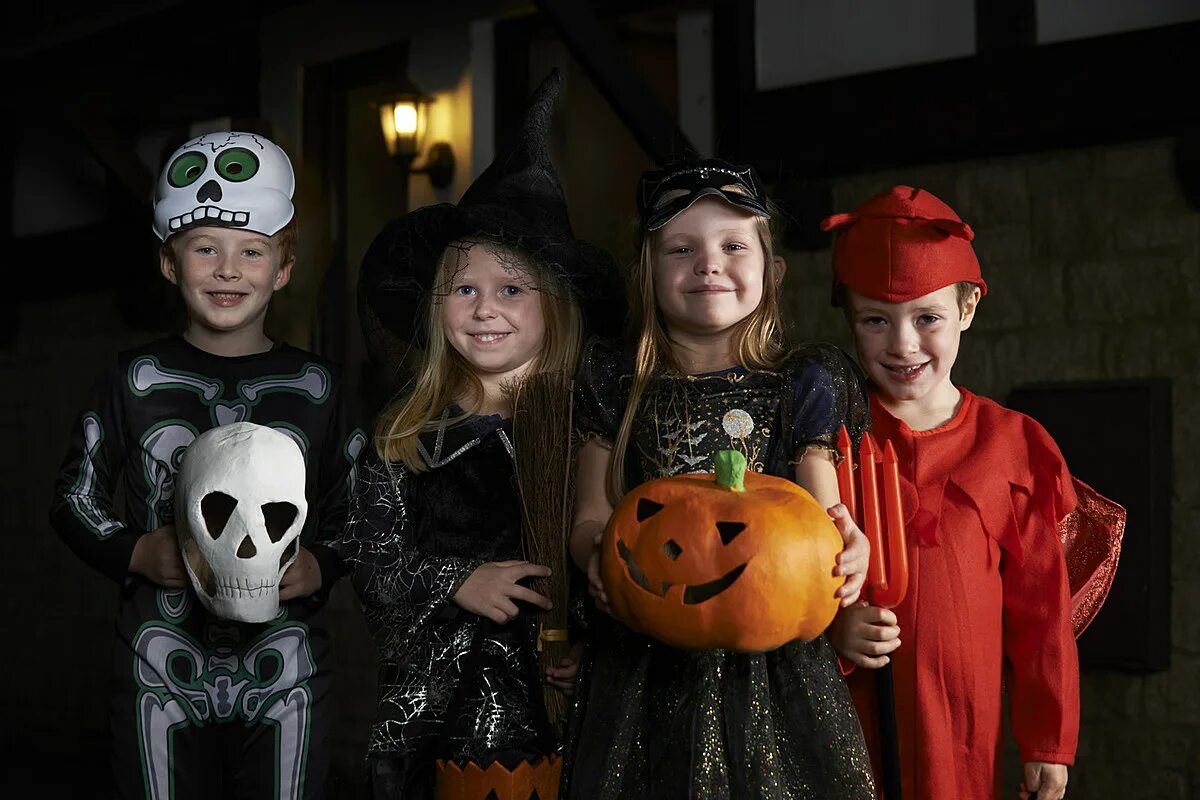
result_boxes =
[440,243,548,391]
[847,284,980,413]
[651,197,767,340]
[600,468,844,652]
[160,226,292,354]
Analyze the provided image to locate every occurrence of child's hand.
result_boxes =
[828,602,901,668]
[454,560,553,624]
[545,641,585,695]
[1020,762,1068,800]
[586,532,614,615]
[279,547,322,601]
[129,524,188,588]
[827,503,869,606]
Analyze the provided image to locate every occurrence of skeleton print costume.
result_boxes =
[50,335,363,800]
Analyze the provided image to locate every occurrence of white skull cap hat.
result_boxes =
[175,422,308,623]
[152,131,296,241]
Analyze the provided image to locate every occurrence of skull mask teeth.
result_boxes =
[152,132,296,241]
[175,422,308,622]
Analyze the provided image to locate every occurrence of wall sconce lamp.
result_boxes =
[378,86,456,189]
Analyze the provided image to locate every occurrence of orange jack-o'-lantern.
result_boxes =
[435,754,561,800]
[601,450,843,652]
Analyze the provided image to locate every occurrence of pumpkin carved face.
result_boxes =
[601,451,843,652]
[435,755,561,800]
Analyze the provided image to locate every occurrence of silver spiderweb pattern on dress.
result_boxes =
[339,453,541,761]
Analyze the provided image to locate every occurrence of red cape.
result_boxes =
[848,389,1124,799]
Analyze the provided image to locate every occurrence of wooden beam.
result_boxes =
[534,0,694,164]
[60,95,156,204]
[711,0,756,160]
[745,22,1200,179]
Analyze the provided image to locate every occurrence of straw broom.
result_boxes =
[507,371,575,738]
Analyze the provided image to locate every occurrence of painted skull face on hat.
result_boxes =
[153,132,295,240]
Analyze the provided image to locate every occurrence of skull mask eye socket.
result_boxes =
[167,152,207,188]
[215,148,260,182]
[201,492,238,539]
[261,502,298,543]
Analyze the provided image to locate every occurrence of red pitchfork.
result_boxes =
[836,426,909,799]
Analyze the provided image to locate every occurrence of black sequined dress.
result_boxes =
[562,338,876,800]
[339,409,555,799]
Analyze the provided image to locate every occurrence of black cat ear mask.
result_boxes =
[637,159,770,231]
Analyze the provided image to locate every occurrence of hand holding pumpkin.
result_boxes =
[453,560,553,625]
[829,603,901,668]
[586,531,614,615]
[828,503,869,606]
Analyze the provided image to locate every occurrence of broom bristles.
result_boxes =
[507,372,575,738]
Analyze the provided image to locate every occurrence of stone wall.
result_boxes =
[779,138,1200,798]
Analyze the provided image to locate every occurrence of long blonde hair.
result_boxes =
[607,203,786,500]
[375,240,583,471]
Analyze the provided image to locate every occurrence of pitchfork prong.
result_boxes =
[836,425,857,523]
[875,440,910,609]
[858,433,888,595]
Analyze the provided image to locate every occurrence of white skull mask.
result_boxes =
[152,131,296,240]
[175,422,308,623]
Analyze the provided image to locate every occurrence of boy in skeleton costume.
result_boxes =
[49,132,363,800]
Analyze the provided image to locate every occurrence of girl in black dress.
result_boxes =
[343,72,620,800]
[562,159,877,799]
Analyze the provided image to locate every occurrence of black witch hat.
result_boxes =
[359,70,623,357]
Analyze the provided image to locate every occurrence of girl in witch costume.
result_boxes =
[561,159,877,799]
[341,72,621,799]
[823,186,1125,800]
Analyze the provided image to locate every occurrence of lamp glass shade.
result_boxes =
[393,102,419,136]
[378,98,423,159]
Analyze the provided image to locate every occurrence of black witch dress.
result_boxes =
[562,338,876,800]
[339,409,556,799]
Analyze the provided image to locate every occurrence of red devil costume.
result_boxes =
[823,186,1125,799]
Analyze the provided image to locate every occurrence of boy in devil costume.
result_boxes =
[824,186,1124,800]
[49,132,362,799]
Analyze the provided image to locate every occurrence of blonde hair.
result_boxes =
[607,200,786,500]
[375,239,583,471]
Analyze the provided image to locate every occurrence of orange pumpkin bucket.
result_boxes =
[601,450,843,652]
[434,754,562,800]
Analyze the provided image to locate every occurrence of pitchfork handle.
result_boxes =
[877,661,901,799]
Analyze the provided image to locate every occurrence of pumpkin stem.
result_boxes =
[714,450,747,492]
